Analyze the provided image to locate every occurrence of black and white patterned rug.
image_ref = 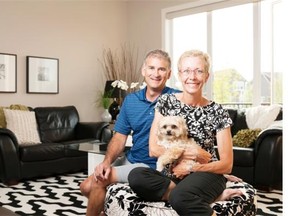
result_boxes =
[0,172,283,216]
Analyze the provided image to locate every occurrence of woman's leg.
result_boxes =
[128,167,173,201]
[169,172,226,216]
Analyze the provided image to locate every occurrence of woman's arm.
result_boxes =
[149,110,166,158]
[173,127,233,177]
[192,127,233,174]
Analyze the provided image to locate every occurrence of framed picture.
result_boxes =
[0,53,17,93]
[27,56,59,94]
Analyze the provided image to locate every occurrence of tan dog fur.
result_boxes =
[156,115,200,171]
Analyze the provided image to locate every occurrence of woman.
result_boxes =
[128,50,236,216]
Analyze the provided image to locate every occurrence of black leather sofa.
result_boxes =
[0,106,112,185]
[223,108,283,191]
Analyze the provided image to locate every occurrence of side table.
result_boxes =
[87,135,133,175]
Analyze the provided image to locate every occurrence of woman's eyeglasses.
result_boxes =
[180,68,205,77]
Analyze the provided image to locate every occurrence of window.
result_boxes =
[163,0,283,107]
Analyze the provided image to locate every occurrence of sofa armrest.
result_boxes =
[0,128,19,145]
[0,129,21,184]
[254,129,282,153]
[75,122,112,143]
[254,129,282,190]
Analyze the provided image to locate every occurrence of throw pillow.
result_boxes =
[10,104,30,111]
[232,129,262,148]
[0,106,9,128]
[0,104,29,128]
[245,104,281,129]
[3,109,41,145]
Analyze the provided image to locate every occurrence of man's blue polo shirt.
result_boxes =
[114,86,180,169]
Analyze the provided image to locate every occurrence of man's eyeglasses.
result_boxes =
[179,68,205,77]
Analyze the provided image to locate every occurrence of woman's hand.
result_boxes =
[172,161,191,179]
[172,147,211,178]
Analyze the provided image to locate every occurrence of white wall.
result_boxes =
[0,0,190,121]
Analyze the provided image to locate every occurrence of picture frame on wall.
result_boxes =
[27,56,59,94]
[0,53,17,93]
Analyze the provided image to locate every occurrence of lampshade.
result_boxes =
[104,80,126,98]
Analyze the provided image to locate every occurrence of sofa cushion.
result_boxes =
[3,109,41,145]
[19,143,65,162]
[34,106,79,143]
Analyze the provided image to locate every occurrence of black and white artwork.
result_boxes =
[27,56,59,94]
[0,53,17,93]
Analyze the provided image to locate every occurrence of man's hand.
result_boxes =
[94,161,111,182]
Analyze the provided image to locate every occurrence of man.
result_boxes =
[80,49,181,215]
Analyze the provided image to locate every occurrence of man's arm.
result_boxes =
[94,132,127,181]
[104,132,127,164]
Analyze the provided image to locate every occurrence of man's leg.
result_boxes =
[85,167,119,216]
[80,175,94,198]
[82,160,149,216]
[86,176,112,216]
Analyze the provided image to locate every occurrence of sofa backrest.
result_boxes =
[34,106,79,143]
[227,107,282,137]
[227,109,248,136]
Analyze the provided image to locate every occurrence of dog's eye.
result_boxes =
[163,125,167,129]
[171,125,177,129]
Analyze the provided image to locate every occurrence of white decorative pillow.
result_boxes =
[3,109,41,145]
[245,104,281,129]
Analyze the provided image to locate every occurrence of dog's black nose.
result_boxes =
[166,130,172,135]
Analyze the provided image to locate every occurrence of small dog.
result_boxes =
[156,115,200,173]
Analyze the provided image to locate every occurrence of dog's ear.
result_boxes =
[177,116,188,137]
[157,120,163,138]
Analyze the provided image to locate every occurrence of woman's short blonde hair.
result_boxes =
[177,50,211,73]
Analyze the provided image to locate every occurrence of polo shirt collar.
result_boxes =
[138,86,170,102]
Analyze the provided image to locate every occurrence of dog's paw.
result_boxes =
[157,155,173,169]
[156,161,164,171]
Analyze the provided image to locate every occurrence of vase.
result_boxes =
[109,99,120,121]
[101,109,112,123]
